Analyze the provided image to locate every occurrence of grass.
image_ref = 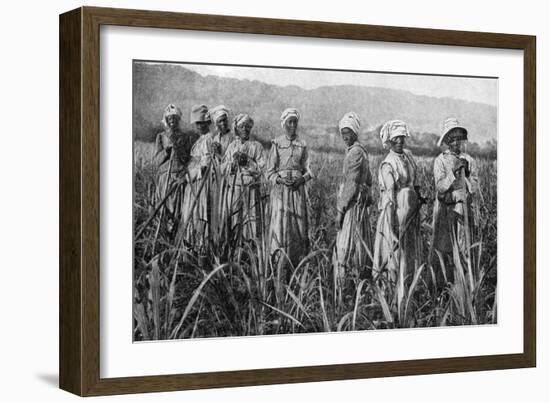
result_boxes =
[133,140,497,341]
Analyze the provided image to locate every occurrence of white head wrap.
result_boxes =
[338,112,361,137]
[280,108,300,129]
[209,105,230,123]
[379,119,410,149]
[233,113,254,135]
[161,104,182,127]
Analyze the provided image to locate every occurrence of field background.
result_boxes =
[133,136,497,340]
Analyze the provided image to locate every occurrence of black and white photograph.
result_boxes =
[132,60,498,341]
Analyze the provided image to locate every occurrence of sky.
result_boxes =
[176,63,498,106]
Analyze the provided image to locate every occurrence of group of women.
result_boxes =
[154,102,479,288]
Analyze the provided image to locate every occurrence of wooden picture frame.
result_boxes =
[59,6,536,396]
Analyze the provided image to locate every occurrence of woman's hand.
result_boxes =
[459,157,471,177]
[453,158,469,176]
[237,152,248,167]
[290,176,306,190]
[229,160,238,174]
[276,176,293,187]
[211,142,222,156]
[414,186,427,205]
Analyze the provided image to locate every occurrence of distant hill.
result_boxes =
[133,63,497,151]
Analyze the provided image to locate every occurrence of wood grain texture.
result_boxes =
[59,8,82,396]
[84,6,532,49]
[84,353,531,396]
[81,6,102,396]
[523,37,536,367]
[58,6,537,396]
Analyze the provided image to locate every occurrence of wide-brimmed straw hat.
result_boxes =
[190,104,211,124]
[438,117,468,147]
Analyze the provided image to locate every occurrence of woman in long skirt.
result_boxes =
[335,112,373,283]
[180,104,216,257]
[209,105,235,158]
[373,120,423,286]
[267,108,313,288]
[153,104,197,235]
[220,113,266,243]
[431,117,479,287]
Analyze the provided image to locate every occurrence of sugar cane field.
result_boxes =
[132,139,497,341]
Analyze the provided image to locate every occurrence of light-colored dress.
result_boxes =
[180,132,217,249]
[154,129,196,217]
[431,150,479,258]
[335,142,373,270]
[212,131,235,158]
[266,135,313,276]
[220,138,266,241]
[373,149,422,283]
[213,130,235,228]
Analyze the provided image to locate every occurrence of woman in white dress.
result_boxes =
[431,117,480,286]
[209,105,234,158]
[266,108,313,286]
[180,104,216,253]
[335,112,373,283]
[154,104,196,225]
[220,113,266,243]
[373,120,423,285]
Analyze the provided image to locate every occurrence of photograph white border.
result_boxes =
[100,25,523,378]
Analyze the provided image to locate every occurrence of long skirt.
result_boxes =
[221,181,264,243]
[156,171,182,219]
[335,200,372,276]
[180,175,212,252]
[431,194,476,284]
[155,170,187,239]
[269,182,310,284]
[373,188,421,284]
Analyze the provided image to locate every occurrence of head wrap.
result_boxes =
[280,108,300,129]
[209,105,230,123]
[190,104,211,124]
[161,104,182,127]
[438,117,468,147]
[338,112,361,138]
[379,120,410,149]
[233,113,254,135]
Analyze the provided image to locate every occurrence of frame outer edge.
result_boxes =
[80,5,103,396]
[81,5,532,49]
[62,6,537,396]
[59,7,84,396]
[523,35,536,367]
